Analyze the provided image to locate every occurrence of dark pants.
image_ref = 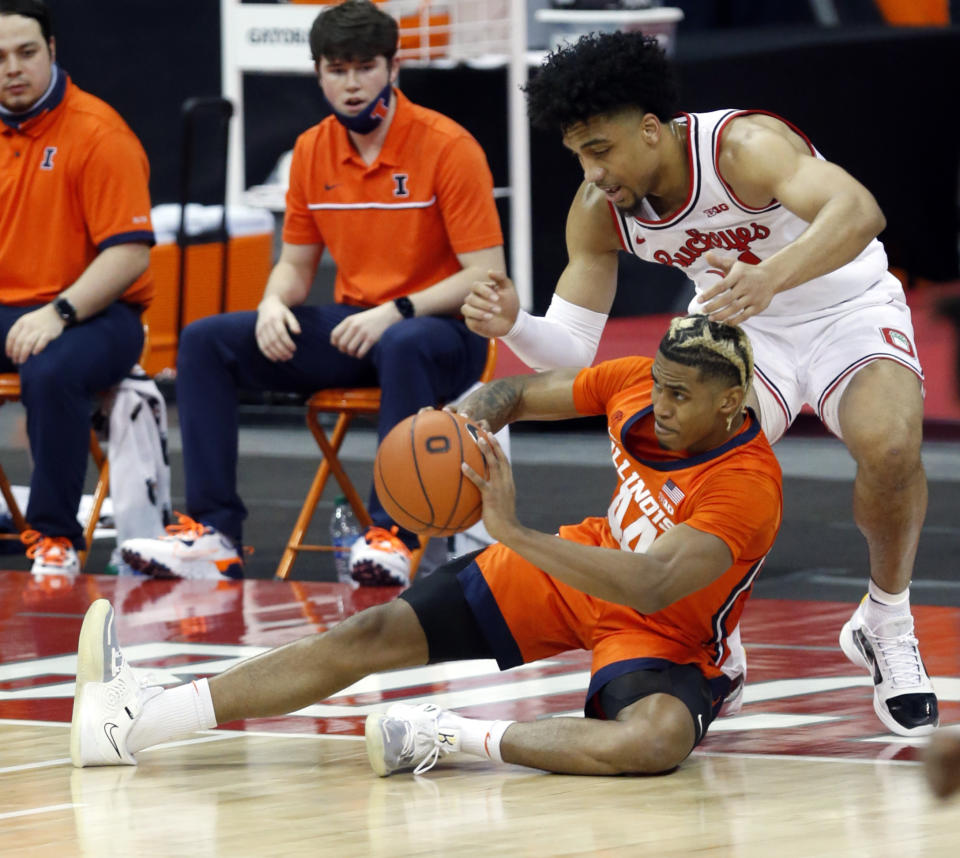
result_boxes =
[176,305,488,547]
[0,302,144,546]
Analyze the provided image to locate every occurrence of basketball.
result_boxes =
[374,410,487,537]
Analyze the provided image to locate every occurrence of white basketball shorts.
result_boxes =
[742,273,924,443]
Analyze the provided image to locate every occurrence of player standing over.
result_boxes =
[462,31,937,737]
[71,316,781,777]
[120,0,504,586]
[0,0,153,575]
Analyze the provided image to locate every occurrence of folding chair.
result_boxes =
[276,339,498,581]
[0,326,150,570]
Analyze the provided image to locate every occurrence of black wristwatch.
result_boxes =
[394,296,415,319]
[53,296,78,327]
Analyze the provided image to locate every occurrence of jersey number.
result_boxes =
[608,485,658,553]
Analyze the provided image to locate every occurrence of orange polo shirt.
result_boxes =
[282,88,502,305]
[0,72,155,308]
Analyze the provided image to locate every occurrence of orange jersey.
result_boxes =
[282,88,502,305]
[0,73,155,307]
[474,356,782,685]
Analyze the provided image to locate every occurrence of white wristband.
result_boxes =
[500,294,607,371]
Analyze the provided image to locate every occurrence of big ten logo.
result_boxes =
[703,203,729,218]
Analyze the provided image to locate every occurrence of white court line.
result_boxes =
[292,670,591,718]
[694,750,919,767]
[0,757,70,774]
[0,655,571,700]
[0,803,78,821]
[859,735,931,747]
[198,728,363,742]
[0,731,322,775]
[708,713,844,731]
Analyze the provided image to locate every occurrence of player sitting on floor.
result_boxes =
[71,315,782,777]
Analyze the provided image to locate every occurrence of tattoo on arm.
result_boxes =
[463,377,526,432]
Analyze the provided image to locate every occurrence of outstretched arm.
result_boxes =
[700,115,886,323]
[462,183,620,370]
[452,367,582,433]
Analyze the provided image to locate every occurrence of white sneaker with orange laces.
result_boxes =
[22,530,80,576]
[120,513,243,580]
[349,526,412,587]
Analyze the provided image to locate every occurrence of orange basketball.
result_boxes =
[374,410,487,536]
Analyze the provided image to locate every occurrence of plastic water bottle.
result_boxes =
[330,495,362,585]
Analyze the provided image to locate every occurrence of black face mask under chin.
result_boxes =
[322,81,392,135]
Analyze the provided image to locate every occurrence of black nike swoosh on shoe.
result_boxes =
[854,630,883,685]
[104,722,121,757]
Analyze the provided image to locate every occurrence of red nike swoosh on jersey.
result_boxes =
[483,731,492,757]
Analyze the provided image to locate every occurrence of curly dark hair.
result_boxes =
[525,31,678,131]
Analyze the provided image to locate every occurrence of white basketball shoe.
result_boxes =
[71,599,157,767]
[349,526,412,587]
[21,531,80,576]
[839,596,939,737]
[365,702,460,776]
[120,513,243,579]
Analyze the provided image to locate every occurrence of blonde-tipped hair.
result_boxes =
[658,315,754,391]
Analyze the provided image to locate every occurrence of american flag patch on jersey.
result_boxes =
[661,480,685,505]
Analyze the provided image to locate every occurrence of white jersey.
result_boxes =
[609,109,893,318]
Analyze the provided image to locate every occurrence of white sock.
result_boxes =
[127,678,218,753]
[863,579,911,629]
[438,711,514,763]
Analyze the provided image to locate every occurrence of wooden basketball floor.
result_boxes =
[1,570,958,857]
